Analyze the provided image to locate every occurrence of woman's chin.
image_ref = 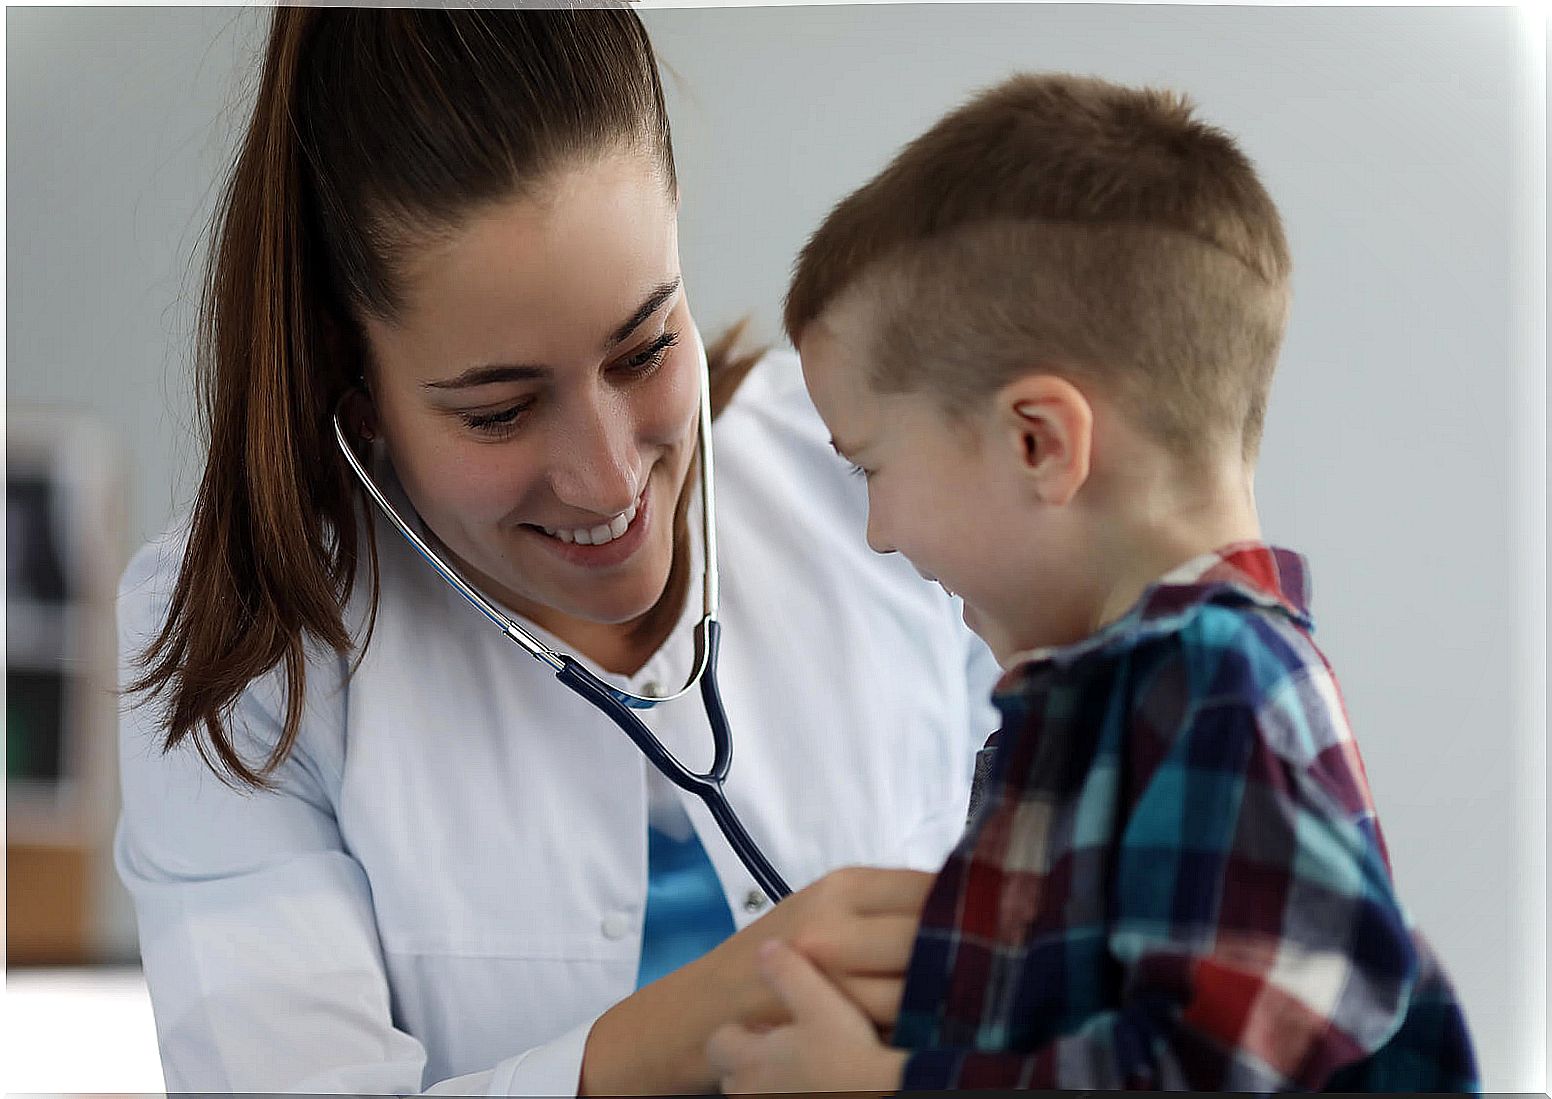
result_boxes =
[545,570,673,628]
[583,597,665,627]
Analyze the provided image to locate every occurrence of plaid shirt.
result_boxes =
[895,544,1478,1091]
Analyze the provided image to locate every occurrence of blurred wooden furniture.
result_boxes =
[7,408,125,964]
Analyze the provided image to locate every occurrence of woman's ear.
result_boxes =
[323,307,379,441]
[998,374,1093,506]
[344,387,379,444]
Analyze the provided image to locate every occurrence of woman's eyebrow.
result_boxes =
[423,278,684,391]
[605,277,681,349]
[423,363,547,390]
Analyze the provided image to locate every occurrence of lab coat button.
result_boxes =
[601,912,631,940]
[742,889,767,914]
[642,680,662,697]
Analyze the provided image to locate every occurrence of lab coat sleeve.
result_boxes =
[483,1018,596,1095]
[114,539,597,1096]
[895,613,1004,867]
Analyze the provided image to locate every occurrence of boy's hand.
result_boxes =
[706,941,909,1094]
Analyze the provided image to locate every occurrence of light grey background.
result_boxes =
[7,5,1545,1091]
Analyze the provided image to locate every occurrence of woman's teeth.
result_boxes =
[541,500,640,546]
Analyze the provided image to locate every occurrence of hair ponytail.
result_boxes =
[130,8,376,788]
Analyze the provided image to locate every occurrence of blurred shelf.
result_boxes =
[7,597,82,669]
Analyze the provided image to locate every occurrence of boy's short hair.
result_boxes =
[784,73,1292,461]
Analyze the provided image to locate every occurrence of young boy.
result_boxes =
[706,74,1479,1093]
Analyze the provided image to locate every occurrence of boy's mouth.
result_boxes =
[915,567,955,597]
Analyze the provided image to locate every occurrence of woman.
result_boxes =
[117,8,997,1094]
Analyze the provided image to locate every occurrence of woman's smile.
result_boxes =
[519,480,654,570]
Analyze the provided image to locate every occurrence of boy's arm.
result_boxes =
[904,659,1428,1092]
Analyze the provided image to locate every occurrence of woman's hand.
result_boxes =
[707,940,909,1095]
[579,865,932,1095]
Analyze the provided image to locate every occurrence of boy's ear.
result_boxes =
[998,374,1092,506]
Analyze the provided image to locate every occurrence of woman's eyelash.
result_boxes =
[458,330,680,438]
[462,401,533,435]
[620,328,679,374]
[848,462,869,479]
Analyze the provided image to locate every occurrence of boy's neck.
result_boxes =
[1089,465,1263,632]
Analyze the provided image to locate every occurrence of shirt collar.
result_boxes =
[1154,541,1311,621]
[995,541,1312,694]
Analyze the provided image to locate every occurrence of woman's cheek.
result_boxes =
[649,349,702,443]
[452,449,542,525]
[397,429,526,530]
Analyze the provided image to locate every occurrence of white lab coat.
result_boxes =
[115,349,1000,1095]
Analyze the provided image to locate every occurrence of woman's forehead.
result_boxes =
[372,152,682,381]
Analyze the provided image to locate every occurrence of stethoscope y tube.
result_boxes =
[555,620,789,902]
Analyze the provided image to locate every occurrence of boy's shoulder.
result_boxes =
[1002,543,1320,696]
[1000,544,1355,779]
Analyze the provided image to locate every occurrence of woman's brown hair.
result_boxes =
[130,7,761,789]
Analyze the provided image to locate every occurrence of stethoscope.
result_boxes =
[331,332,791,903]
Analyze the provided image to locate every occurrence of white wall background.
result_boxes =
[6,4,1545,1091]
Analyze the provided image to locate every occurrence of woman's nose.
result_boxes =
[547,400,643,517]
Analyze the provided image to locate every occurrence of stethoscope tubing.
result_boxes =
[554,620,790,902]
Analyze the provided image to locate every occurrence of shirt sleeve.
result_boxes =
[901,620,1420,1091]
[115,540,599,1096]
